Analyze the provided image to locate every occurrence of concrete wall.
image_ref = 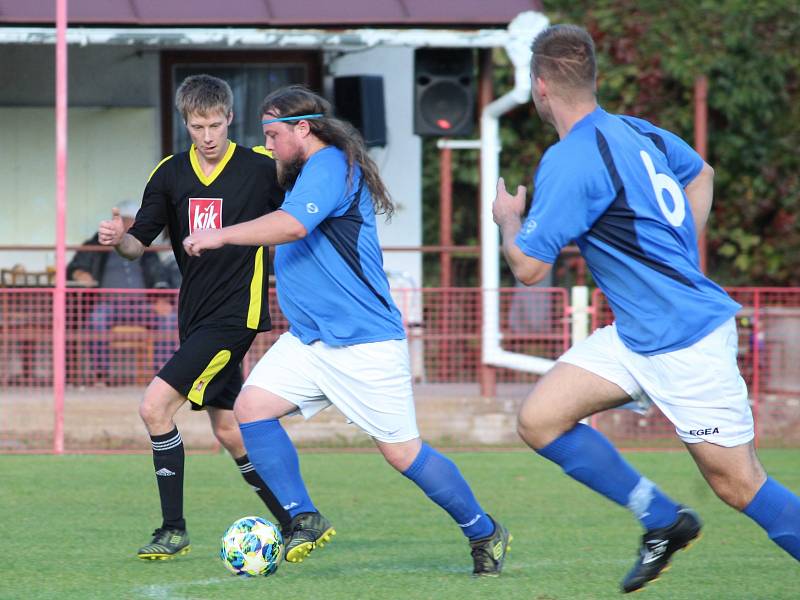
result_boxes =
[1,45,162,270]
[1,106,160,270]
[0,44,159,107]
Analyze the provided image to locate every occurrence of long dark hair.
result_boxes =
[259,85,394,218]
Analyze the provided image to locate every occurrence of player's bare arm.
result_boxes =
[684,161,715,240]
[183,209,306,256]
[97,207,145,260]
[493,177,551,285]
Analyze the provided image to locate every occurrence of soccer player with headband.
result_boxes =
[183,85,512,576]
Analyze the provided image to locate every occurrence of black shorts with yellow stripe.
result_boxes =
[158,325,258,411]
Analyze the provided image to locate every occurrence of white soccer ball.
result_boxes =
[220,516,284,577]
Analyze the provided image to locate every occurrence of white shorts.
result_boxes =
[244,332,419,443]
[559,318,754,447]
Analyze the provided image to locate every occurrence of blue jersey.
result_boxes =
[515,107,740,354]
[275,146,406,346]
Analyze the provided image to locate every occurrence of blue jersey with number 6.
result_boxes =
[515,107,740,354]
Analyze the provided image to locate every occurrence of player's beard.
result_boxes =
[532,90,554,127]
[276,155,305,190]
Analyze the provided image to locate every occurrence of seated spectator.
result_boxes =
[68,200,176,383]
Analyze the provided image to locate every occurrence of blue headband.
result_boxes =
[261,113,324,125]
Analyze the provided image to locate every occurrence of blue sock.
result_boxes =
[239,418,316,518]
[743,477,800,560]
[402,443,494,541]
[537,423,679,530]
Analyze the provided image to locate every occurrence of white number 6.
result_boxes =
[640,150,685,227]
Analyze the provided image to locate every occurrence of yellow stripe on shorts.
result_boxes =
[187,350,232,406]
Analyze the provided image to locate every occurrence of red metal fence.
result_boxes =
[1,287,568,452]
[590,288,800,448]
[1,286,798,452]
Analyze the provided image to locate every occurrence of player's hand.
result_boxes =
[97,208,126,246]
[183,229,226,256]
[492,177,527,227]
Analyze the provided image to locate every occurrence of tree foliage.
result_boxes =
[422,0,800,286]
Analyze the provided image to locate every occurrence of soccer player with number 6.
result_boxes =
[493,23,800,594]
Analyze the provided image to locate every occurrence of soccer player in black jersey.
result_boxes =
[97,74,289,559]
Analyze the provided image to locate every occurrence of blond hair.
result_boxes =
[175,74,233,121]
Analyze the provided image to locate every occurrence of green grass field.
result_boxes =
[1,449,798,600]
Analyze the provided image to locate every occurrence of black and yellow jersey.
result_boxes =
[128,142,283,335]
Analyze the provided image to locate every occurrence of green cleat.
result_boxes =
[469,516,512,577]
[284,512,336,563]
[137,527,191,560]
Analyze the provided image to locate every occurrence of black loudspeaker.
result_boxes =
[414,49,475,137]
[333,76,387,147]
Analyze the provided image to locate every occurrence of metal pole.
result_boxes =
[438,146,453,380]
[478,48,496,398]
[752,291,760,448]
[694,75,708,273]
[439,146,453,288]
[53,0,68,454]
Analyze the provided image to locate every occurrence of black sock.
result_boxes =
[235,453,292,535]
[150,427,186,531]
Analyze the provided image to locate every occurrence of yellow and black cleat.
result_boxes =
[284,512,336,563]
[621,506,702,593]
[470,516,512,577]
[137,528,191,560]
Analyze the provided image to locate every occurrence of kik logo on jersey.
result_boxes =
[188,198,222,233]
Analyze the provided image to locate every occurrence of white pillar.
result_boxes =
[570,285,590,345]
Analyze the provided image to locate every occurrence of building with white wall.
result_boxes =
[0,0,544,293]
